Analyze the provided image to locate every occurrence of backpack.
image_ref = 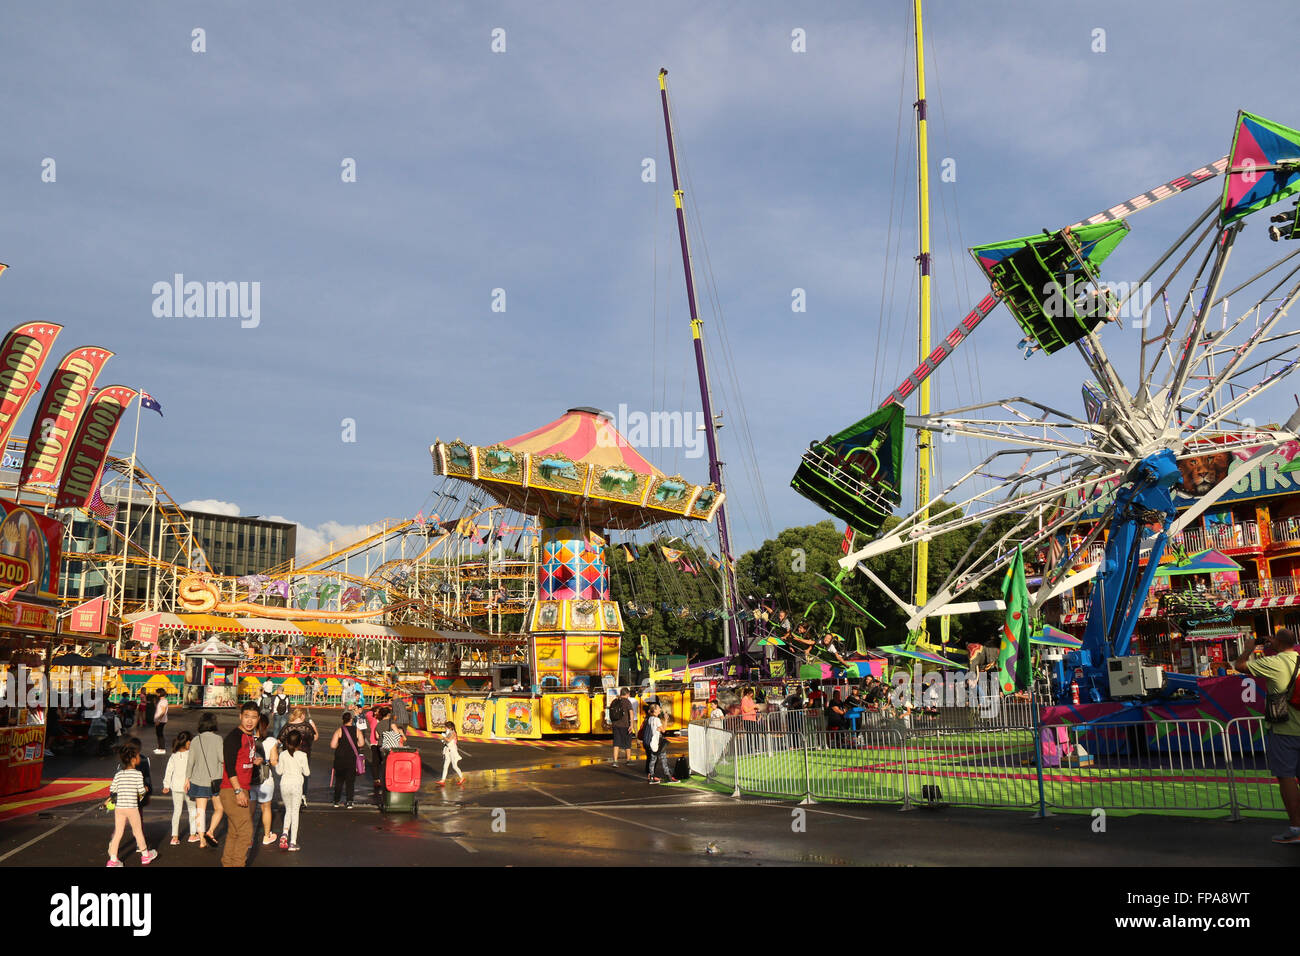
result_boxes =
[1269,655,1300,722]
[608,697,628,725]
[274,695,289,716]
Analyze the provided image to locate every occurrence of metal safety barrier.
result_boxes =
[1223,716,1283,818]
[686,710,1292,819]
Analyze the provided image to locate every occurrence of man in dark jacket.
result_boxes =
[609,688,633,766]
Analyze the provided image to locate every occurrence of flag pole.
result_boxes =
[117,392,143,618]
[1030,681,1051,819]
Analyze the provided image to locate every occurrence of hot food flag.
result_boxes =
[0,323,63,453]
[68,596,107,634]
[19,347,113,488]
[131,612,162,647]
[54,386,138,510]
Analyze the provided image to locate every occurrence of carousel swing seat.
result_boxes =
[791,402,904,538]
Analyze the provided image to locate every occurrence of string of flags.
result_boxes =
[619,540,728,575]
[236,575,390,609]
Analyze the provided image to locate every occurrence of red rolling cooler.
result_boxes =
[382,747,421,813]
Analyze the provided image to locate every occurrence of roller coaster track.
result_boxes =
[102,455,210,570]
[13,441,527,629]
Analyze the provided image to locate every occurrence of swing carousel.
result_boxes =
[426,406,726,737]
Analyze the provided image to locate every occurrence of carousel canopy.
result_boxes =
[431,407,725,530]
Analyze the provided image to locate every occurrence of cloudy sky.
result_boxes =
[2,0,1299,559]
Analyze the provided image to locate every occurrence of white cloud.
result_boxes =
[181,499,242,517]
[265,517,388,563]
[182,500,384,562]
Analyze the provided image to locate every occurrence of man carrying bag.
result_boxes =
[1235,627,1300,843]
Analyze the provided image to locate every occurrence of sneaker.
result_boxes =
[279,836,288,850]
[153,749,166,755]
[139,849,157,865]
[1273,827,1300,844]
[648,777,661,784]
[170,837,180,846]
[333,802,341,808]
[288,843,300,852]
[262,833,278,845]
[106,858,122,868]
[345,802,354,809]
[610,762,620,767]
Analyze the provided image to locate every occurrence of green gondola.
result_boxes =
[790,401,904,538]
[971,221,1130,356]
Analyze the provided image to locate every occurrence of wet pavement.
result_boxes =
[4,708,1299,867]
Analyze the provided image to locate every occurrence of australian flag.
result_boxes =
[140,392,163,417]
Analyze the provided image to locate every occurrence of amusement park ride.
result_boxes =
[792,3,1300,712]
[19,1,1300,738]
[0,64,744,739]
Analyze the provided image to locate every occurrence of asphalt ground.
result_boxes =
[4,707,1300,870]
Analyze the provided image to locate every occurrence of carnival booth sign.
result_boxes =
[540,693,590,735]
[422,694,454,733]
[0,601,56,632]
[0,501,63,597]
[456,698,491,738]
[495,697,540,739]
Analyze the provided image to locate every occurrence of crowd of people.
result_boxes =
[102,687,440,867]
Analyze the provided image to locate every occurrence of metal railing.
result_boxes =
[1271,518,1300,548]
[1180,522,1260,554]
[688,711,1286,819]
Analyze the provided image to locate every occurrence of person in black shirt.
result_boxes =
[825,692,848,731]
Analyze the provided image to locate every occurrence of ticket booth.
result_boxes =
[182,637,244,708]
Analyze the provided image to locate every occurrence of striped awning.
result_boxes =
[1230,593,1300,611]
[121,612,519,644]
[1061,605,1162,626]
[1061,592,1300,626]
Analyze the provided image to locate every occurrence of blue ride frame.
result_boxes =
[1055,449,1199,703]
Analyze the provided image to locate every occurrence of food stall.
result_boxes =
[182,637,244,708]
[0,501,66,795]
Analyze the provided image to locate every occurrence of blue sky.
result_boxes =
[2,0,1300,559]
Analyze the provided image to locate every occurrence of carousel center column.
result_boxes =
[528,520,622,710]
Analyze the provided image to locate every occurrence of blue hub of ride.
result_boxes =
[1056,449,1184,704]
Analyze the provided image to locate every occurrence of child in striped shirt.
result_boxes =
[107,743,157,867]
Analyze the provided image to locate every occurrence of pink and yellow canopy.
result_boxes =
[431,407,723,530]
[501,408,662,476]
